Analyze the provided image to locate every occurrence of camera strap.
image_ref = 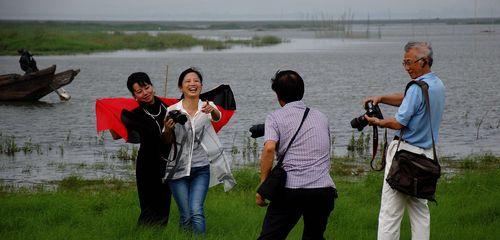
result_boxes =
[370,126,388,171]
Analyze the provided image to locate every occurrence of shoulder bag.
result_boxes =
[386,81,441,202]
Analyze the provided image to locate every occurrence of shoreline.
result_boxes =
[1,153,498,192]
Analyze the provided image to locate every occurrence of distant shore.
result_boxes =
[0,22,282,55]
[2,18,498,55]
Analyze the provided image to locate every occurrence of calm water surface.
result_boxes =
[1,23,499,185]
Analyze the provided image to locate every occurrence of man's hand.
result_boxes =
[256,193,268,207]
[364,114,381,126]
[364,115,405,130]
[363,96,382,107]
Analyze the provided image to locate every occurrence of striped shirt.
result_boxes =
[264,101,335,189]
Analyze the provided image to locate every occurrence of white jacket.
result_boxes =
[163,100,236,191]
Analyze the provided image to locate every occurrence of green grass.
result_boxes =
[0,22,282,55]
[1,166,499,239]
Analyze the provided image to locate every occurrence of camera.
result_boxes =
[350,101,383,131]
[166,110,188,125]
[249,124,265,138]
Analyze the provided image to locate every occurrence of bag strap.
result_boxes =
[396,80,438,162]
[276,107,310,167]
[418,81,438,162]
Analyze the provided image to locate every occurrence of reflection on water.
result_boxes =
[1,23,500,186]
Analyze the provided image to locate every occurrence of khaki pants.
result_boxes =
[377,140,433,240]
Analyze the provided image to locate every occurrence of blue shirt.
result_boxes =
[395,72,445,149]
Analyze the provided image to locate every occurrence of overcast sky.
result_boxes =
[1,0,499,21]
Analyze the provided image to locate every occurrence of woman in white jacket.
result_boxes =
[163,67,235,234]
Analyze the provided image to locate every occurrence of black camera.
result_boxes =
[249,124,265,138]
[166,110,188,125]
[350,101,383,131]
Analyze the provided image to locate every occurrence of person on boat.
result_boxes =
[110,72,173,226]
[164,67,236,234]
[18,49,39,74]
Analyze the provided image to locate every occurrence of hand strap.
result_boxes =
[276,107,310,167]
[396,81,438,162]
[371,128,388,171]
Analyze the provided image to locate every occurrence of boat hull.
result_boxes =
[0,65,79,101]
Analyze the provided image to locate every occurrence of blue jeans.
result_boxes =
[168,165,210,234]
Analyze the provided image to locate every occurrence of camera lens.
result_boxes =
[249,124,265,138]
[167,110,188,125]
[350,115,369,131]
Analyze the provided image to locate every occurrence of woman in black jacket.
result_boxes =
[111,72,175,226]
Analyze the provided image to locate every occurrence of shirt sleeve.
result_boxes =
[208,101,222,122]
[395,84,423,127]
[264,113,279,143]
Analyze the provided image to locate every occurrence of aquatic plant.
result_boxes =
[2,136,20,155]
[114,145,138,161]
[59,144,64,156]
[475,110,489,140]
[330,133,336,157]
[22,138,33,154]
[66,130,72,142]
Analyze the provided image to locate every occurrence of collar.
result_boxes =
[172,99,204,115]
[283,100,306,109]
[416,72,435,81]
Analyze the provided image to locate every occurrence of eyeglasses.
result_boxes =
[402,57,425,67]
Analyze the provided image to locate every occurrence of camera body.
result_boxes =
[350,101,383,131]
[249,124,265,138]
[166,110,188,125]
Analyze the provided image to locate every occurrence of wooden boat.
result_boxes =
[0,65,80,101]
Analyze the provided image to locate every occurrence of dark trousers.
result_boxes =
[137,180,171,226]
[258,187,336,240]
[136,164,172,226]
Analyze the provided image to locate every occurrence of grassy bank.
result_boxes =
[0,23,282,55]
[1,164,499,239]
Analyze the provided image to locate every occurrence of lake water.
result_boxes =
[1,23,499,186]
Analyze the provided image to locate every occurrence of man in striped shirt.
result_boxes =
[256,70,337,240]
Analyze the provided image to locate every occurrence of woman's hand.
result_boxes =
[162,118,175,144]
[201,101,215,114]
[202,101,221,121]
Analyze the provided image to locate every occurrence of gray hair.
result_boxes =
[404,41,433,67]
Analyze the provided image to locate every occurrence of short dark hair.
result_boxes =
[178,67,203,88]
[127,72,152,95]
[271,70,304,103]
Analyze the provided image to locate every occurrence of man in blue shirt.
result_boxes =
[364,42,445,240]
